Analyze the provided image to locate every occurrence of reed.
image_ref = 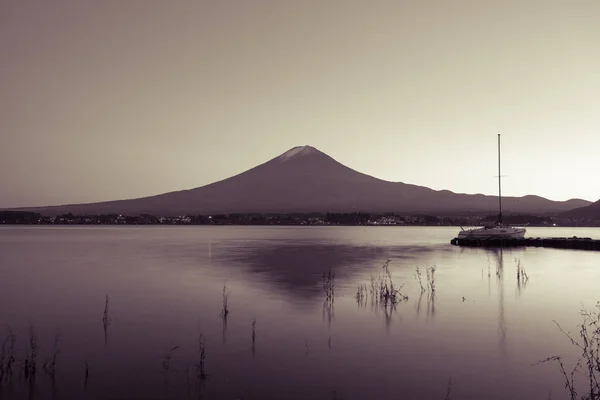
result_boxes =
[0,332,8,384]
[355,284,368,308]
[221,283,230,319]
[355,284,367,302]
[42,333,60,379]
[84,360,89,388]
[365,260,409,310]
[102,295,111,325]
[102,295,112,344]
[535,303,600,400]
[444,377,452,400]
[414,266,426,292]
[426,265,436,293]
[515,258,529,284]
[196,333,208,381]
[322,269,335,302]
[23,324,37,382]
[161,345,180,375]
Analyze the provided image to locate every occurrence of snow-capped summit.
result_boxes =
[277,145,320,162]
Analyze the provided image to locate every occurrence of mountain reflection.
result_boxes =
[214,240,449,304]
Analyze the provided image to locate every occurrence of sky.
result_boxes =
[1,0,599,208]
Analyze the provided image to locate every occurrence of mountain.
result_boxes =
[562,199,600,220]
[8,145,591,216]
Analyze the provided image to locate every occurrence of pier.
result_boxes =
[450,236,600,251]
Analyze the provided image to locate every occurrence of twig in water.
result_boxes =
[0,332,9,383]
[515,258,529,284]
[161,344,180,389]
[355,284,367,306]
[161,345,180,374]
[196,333,208,380]
[444,377,452,400]
[84,361,89,389]
[415,266,426,292]
[102,295,112,344]
[323,269,335,302]
[534,356,579,400]
[366,260,409,312]
[534,302,600,400]
[221,283,229,319]
[42,333,60,380]
[5,327,16,382]
[252,319,256,355]
[24,324,37,382]
[426,265,436,293]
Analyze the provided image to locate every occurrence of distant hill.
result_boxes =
[7,145,591,216]
[562,199,600,220]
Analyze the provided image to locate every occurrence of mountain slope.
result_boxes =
[562,199,600,220]
[10,146,591,216]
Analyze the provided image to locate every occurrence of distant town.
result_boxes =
[1,211,599,227]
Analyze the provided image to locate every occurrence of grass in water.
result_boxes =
[535,302,600,400]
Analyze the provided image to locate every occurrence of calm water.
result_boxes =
[1,226,600,400]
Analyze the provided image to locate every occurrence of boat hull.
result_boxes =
[457,227,526,240]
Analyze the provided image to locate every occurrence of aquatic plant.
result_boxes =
[23,324,38,382]
[161,344,181,389]
[515,258,529,284]
[221,283,230,318]
[426,265,436,293]
[102,295,111,325]
[414,266,426,292]
[382,260,409,304]
[323,269,335,302]
[323,298,335,327]
[84,360,89,388]
[196,333,208,380]
[102,295,111,344]
[366,260,409,310]
[444,377,452,400]
[0,331,10,383]
[42,333,60,379]
[535,302,600,400]
[355,284,367,306]
[161,345,180,374]
[252,318,257,355]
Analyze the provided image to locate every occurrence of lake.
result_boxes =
[1,226,600,400]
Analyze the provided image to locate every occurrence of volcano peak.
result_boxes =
[277,145,321,162]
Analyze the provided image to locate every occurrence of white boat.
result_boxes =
[457,224,526,239]
[457,135,526,240]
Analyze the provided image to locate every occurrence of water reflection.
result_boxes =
[102,295,111,345]
[218,241,446,303]
[484,248,509,355]
[427,291,436,321]
[515,257,529,298]
[3,226,599,400]
[322,300,334,329]
[221,283,230,344]
[251,319,256,356]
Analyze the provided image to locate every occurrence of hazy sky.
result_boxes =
[1,0,599,207]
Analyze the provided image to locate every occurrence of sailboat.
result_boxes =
[457,135,526,240]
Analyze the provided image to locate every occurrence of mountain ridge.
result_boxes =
[5,145,592,216]
[562,199,600,220]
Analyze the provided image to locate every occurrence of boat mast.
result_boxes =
[497,134,502,225]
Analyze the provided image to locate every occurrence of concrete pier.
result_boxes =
[450,236,600,251]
